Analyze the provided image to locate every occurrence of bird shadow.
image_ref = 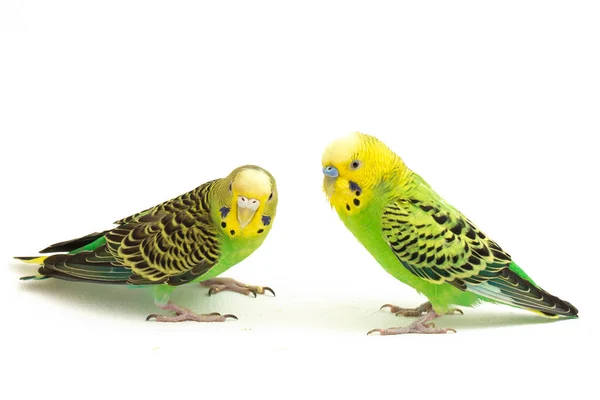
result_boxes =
[14,270,223,320]
[430,309,563,330]
[12,263,571,332]
[269,298,569,334]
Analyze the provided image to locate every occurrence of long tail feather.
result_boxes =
[36,265,129,284]
[14,256,48,264]
[468,267,578,317]
[20,274,49,281]
[39,230,110,253]
[37,251,131,284]
[16,247,131,285]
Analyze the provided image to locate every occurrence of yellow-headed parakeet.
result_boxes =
[17,165,277,322]
[322,132,578,334]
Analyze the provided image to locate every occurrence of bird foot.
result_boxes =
[146,301,237,323]
[200,277,275,298]
[380,301,463,317]
[380,301,433,316]
[368,310,457,335]
[367,323,456,335]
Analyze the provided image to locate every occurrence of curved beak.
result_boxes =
[322,165,339,197]
[237,196,259,228]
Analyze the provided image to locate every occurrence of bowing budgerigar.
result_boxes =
[322,132,578,335]
[17,165,277,322]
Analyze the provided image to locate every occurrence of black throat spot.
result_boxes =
[349,181,362,195]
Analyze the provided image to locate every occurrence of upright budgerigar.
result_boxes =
[322,132,578,334]
[17,165,278,322]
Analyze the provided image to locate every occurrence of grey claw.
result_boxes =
[208,287,217,296]
[263,287,276,297]
[249,290,258,298]
[380,304,394,311]
[207,312,221,316]
[223,314,238,320]
[367,329,383,336]
[146,314,158,321]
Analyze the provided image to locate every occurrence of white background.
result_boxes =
[1,1,598,399]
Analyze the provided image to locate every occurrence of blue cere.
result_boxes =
[323,166,339,178]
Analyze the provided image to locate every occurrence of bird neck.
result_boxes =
[380,154,413,191]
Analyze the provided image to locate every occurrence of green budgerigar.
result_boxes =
[322,132,578,334]
[17,165,278,322]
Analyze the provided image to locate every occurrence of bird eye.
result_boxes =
[268,192,273,201]
[350,160,361,170]
[229,182,232,192]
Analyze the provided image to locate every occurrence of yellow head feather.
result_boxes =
[321,132,408,213]
[219,165,277,238]
[232,168,273,200]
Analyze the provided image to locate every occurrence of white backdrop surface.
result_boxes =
[1,2,598,399]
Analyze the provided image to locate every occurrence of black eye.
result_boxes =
[268,192,273,201]
[229,182,232,192]
[350,160,361,170]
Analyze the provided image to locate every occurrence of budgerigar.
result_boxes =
[322,132,578,334]
[17,165,277,322]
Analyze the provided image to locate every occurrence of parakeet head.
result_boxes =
[322,132,407,214]
[219,165,277,238]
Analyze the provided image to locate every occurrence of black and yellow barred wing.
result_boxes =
[106,208,219,285]
[381,197,577,317]
[381,198,510,288]
[112,179,218,225]
[33,180,222,286]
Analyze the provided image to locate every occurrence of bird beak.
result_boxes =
[322,166,339,197]
[237,196,260,228]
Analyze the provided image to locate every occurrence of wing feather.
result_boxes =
[381,198,509,290]
[39,180,222,286]
[381,196,577,316]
